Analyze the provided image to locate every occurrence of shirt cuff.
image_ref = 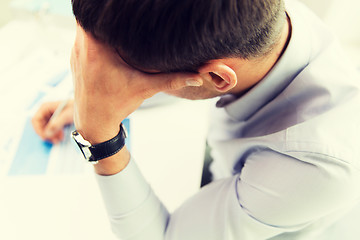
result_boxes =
[95,157,151,215]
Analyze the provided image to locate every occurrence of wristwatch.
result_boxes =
[71,124,127,164]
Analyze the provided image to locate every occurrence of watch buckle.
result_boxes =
[71,130,98,164]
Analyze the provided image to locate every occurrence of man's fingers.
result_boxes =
[50,131,64,144]
[151,73,203,93]
[44,107,74,139]
[42,129,64,144]
[32,116,46,139]
[185,79,204,87]
[31,101,74,143]
[32,102,59,138]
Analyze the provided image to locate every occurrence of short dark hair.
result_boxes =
[72,0,285,72]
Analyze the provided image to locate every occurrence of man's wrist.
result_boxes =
[94,146,131,176]
[72,122,128,166]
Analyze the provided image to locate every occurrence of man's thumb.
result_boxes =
[44,113,72,139]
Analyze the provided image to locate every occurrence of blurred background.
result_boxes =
[0,1,359,240]
[301,0,360,65]
[0,0,72,24]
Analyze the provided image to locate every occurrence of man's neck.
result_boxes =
[228,14,292,96]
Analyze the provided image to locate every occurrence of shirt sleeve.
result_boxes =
[95,149,358,240]
[95,158,169,240]
[95,156,284,240]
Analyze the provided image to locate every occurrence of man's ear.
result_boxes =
[198,61,237,92]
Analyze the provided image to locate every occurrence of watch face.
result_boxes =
[71,130,96,163]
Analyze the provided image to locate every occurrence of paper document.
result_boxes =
[4,117,130,176]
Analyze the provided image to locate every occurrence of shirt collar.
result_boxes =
[218,3,312,121]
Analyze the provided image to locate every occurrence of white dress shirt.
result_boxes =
[95,0,360,239]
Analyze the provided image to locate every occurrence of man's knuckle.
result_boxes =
[166,80,178,90]
[140,89,154,99]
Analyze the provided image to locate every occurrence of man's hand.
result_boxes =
[71,24,202,175]
[32,100,74,144]
[71,24,203,145]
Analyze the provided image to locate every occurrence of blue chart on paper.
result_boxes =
[8,118,131,176]
[8,119,52,176]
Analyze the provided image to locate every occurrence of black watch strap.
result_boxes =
[89,125,127,162]
[72,123,127,164]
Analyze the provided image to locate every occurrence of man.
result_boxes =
[32,0,360,239]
